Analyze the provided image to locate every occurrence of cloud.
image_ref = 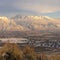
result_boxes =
[0,0,60,17]
[43,11,60,18]
[12,0,60,13]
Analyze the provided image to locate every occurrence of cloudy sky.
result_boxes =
[0,0,60,18]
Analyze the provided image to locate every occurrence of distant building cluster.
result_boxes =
[0,38,28,43]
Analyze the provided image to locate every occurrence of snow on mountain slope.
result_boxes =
[11,15,60,32]
[0,16,25,31]
[0,16,60,32]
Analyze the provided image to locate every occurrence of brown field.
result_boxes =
[0,43,60,60]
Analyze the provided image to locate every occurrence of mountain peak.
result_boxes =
[13,15,54,20]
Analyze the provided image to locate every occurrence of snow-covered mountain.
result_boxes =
[0,15,60,32]
[0,16,25,31]
[11,15,60,32]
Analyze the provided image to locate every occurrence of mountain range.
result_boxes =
[0,15,60,32]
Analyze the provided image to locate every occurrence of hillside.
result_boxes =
[0,16,60,37]
[12,15,60,32]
